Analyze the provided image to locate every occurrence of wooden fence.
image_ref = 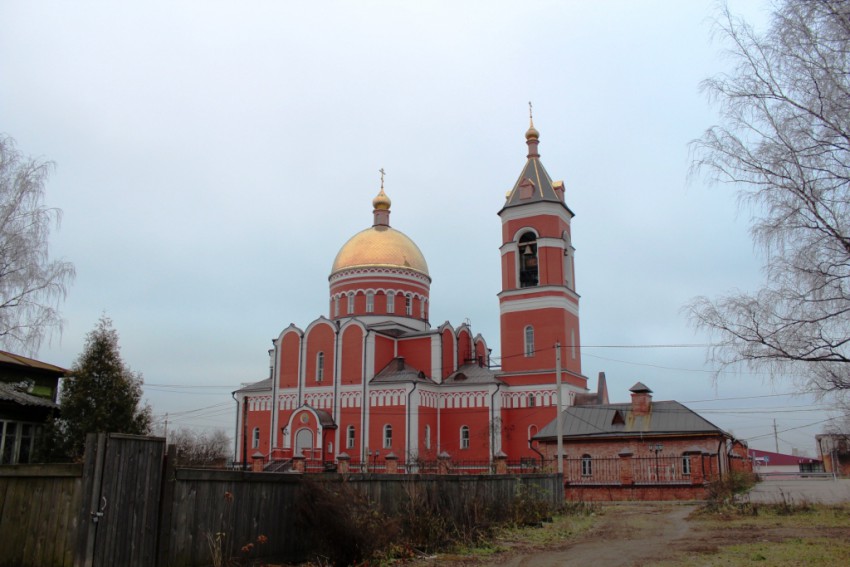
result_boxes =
[0,434,563,567]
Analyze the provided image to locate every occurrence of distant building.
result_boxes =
[816,434,850,477]
[534,383,751,500]
[0,350,66,464]
[748,448,822,476]
[233,123,606,471]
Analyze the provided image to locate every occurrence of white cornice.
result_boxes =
[498,294,580,316]
[499,202,573,224]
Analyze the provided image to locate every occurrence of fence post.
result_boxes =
[494,451,508,475]
[385,452,398,474]
[337,452,350,474]
[686,451,703,486]
[438,451,451,474]
[75,432,106,567]
[156,444,178,567]
[618,451,634,486]
[251,452,265,472]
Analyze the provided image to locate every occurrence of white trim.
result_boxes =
[499,201,573,224]
[330,267,432,286]
[499,294,580,316]
[431,334,442,384]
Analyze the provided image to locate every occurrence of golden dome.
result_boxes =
[331,225,429,276]
[372,188,391,210]
[525,124,539,140]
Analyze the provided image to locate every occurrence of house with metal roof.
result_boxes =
[533,382,752,500]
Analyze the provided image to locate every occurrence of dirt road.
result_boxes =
[494,503,696,567]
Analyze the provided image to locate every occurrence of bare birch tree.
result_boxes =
[0,135,74,353]
[688,1,850,395]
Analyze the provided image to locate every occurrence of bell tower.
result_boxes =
[497,116,585,388]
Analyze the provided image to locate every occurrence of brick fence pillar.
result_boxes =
[494,451,508,475]
[618,451,634,485]
[292,455,306,473]
[438,451,452,474]
[385,452,398,474]
[686,451,703,485]
[251,452,265,472]
[337,452,350,474]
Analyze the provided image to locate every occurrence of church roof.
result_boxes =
[444,364,503,385]
[330,187,430,278]
[371,357,435,384]
[331,225,429,277]
[499,124,574,215]
[233,378,272,394]
[535,400,728,440]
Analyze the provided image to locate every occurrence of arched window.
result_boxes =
[524,326,535,357]
[347,425,355,449]
[386,292,395,313]
[581,454,592,476]
[333,296,340,317]
[527,393,536,407]
[420,298,426,319]
[366,291,374,313]
[528,424,538,441]
[682,454,691,476]
[518,232,539,288]
[383,424,393,449]
[405,294,412,316]
[460,426,470,449]
[424,425,431,450]
[252,427,260,449]
[316,352,324,382]
[347,292,355,314]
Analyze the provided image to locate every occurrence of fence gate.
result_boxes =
[75,433,166,567]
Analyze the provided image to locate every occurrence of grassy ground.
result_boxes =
[647,503,850,567]
[410,502,850,566]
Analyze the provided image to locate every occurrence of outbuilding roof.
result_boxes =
[535,400,728,441]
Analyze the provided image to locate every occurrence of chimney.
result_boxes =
[629,382,653,417]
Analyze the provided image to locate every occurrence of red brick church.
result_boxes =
[234,120,601,470]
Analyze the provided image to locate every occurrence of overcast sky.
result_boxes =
[1,1,836,456]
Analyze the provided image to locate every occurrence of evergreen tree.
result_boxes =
[45,315,152,460]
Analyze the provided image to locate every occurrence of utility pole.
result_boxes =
[555,341,564,475]
[773,419,779,453]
